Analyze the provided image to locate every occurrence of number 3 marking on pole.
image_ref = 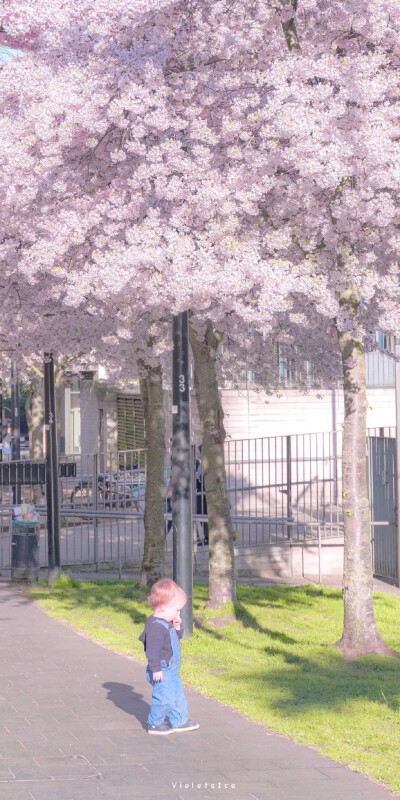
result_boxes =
[179,374,185,393]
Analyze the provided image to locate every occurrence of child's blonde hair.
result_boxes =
[148,578,186,610]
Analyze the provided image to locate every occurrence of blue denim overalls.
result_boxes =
[146,618,189,727]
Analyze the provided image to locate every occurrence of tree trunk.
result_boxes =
[25,372,45,505]
[189,321,236,607]
[139,361,166,588]
[336,287,396,658]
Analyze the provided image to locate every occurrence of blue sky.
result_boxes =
[0,45,21,64]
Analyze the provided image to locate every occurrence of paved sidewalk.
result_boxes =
[0,584,396,800]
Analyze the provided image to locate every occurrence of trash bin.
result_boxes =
[11,505,40,584]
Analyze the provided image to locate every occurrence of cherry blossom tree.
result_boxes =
[225,1,400,658]
[2,0,400,643]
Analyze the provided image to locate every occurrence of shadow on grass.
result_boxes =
[235,583,342,610]
[29,579,149,626]
[233,598,297,644]
[193,601,299,650]
[192,584,339,650]
[239,642,400,716]
[194,586,400,718]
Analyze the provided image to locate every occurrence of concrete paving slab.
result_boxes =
[26,783,107,800]
[0,787,36,800]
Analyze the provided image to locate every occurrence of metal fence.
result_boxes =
[0,459,46,571]
[0,429,397,580]
[368,435,398,581]
[55,432,346,569]
[0,432,346,573]
[223,432,343,545]
[0,451,148,574]
[58,450,147,573]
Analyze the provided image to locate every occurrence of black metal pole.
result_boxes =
[172,312,193,637]
[44,353,61,582]
[286,435,292,540]
[11,362,21,503]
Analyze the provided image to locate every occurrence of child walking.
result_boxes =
[139,577,199,735]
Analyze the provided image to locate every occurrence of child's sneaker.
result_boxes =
[148,721,173,735]
[171,719,199,732]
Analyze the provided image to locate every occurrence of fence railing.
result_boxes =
[0,429,394,575]
[0,432,345,572]
[222,432,343,545]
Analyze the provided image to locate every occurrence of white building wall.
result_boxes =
[220,386,396,440]
[77,382,396,454]
[79,378,99,454]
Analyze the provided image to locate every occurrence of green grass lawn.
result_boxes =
[29,576,400,792]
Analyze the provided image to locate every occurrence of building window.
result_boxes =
[117,395,145,451]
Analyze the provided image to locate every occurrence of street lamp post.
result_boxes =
[172,312,193,636]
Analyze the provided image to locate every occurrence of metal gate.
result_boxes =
[368,436,398,581]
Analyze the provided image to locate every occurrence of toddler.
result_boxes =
[139,577,199,735]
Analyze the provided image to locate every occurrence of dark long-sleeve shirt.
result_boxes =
[139,615,184,673]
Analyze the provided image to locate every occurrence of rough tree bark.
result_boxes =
[25,370,45,505]
[139,360,166,588]
[189,320,236,607]
[336,287,396,658]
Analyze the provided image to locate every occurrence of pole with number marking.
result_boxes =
[172,312,193,636]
